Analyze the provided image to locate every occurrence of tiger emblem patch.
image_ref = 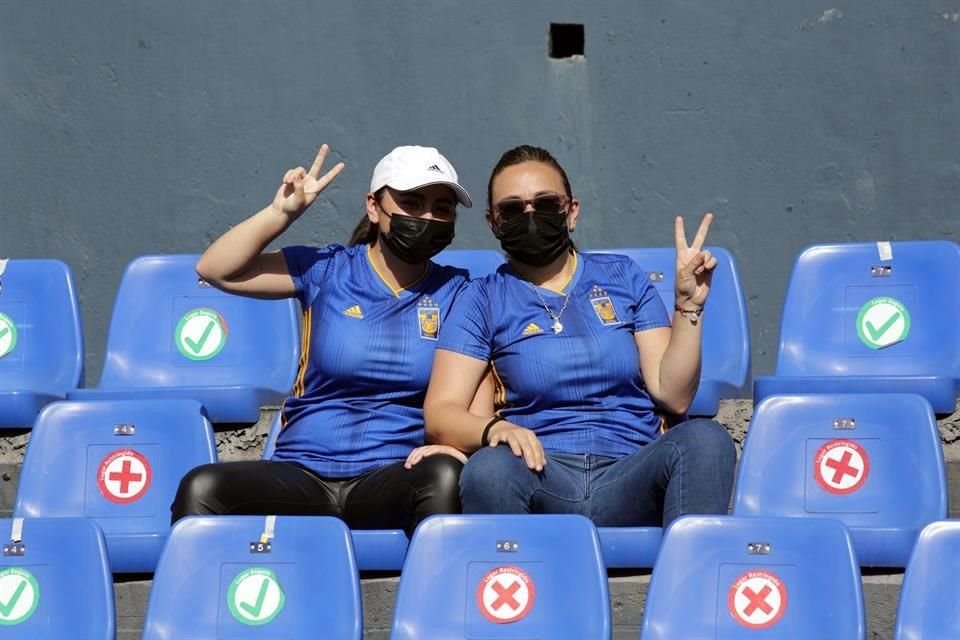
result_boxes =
[418,297,440,340]
[589,285,621,326]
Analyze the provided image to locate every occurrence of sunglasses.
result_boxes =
[492,194,569,220]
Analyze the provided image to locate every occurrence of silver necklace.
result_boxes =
[530,284,572,334]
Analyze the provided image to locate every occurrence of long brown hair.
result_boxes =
[347,188,384,246]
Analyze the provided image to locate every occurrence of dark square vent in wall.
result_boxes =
[549,23,584,58]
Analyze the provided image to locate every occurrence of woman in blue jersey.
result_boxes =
[171,144,489,535]
[424,145,736,527]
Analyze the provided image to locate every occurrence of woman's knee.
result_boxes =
[669,419,737,468]
[461,445,524,485]
[170,463,228,523]
[409,453,463,496]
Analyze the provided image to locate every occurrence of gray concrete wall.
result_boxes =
[2,1,959,383]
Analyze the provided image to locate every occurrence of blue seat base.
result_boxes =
[754,375,957,414]
[67,386,285,422]
[850,526,925,568]
[106,533,166,574]
[352,530,408,571]
[0,390,62,428]
[598,527,662,568]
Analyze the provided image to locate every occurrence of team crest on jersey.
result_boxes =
[522,323,544,336]
[589,285,621,325]
[417,297,440,340]
[343,305,364,319]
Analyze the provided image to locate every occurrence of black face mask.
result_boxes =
[494,211,571,266]
[380,212,455,264]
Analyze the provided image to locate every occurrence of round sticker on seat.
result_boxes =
[0,313,17,359]
[477,565,535,624]
[97,449,152,504]
[227,567,285,626]
[0,567,39,626]
[814,439,870,495]
[728,569,787,629]
[175,308,227,361]
[856,297,910,349]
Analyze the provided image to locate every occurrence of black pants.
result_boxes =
[170,455,463,537]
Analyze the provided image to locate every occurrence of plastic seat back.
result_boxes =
[84,254,300,421]
[0,517,114,639]
[641,515,865,639]
[755,241,960,411]
[391,514,610,639]
[733,394,946,567]
[143,515,361,640]
[0,259,83,426]
[894,520,960,640]
[14,399,216,572]
[592,247,750,415]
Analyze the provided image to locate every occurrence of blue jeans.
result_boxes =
[460,418,736,528]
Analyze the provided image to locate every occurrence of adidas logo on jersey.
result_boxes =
[343,305,364,319]
[522,323,543,336]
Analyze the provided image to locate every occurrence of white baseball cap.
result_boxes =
[370,145,473,208]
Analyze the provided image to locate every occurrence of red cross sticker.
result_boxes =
[477,565,535,624]
[97,449,152,504]
[814,439,870,495]
[728,569,788,629]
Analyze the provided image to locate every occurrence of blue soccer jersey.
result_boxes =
[273,244,468,477]
[437,252,671,457]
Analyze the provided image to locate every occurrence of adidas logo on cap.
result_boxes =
[427,164,443,173]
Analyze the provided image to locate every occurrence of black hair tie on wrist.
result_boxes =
[481,415,506,447]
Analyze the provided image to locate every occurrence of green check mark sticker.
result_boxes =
[0,568,39,625]
[856,296,911,349]
[0,313,17,360]
[227,567,285,626]
[175,308,227,361]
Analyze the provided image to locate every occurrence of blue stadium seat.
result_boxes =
[733,394,946,567]
[391,514,610,639]
[0,259,83,428]
[262,412,408,571]
[0,517,114,639]
[67,254,300,422]
[142,515,361,640]
[641,515,865,639]
[590,247,751,416]
[13,399,217,573]
[894,520,960,640]
[754,241,960,413]
[433,249,505,278]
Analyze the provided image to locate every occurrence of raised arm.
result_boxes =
[196,144,345,299]
[636,213,718,415]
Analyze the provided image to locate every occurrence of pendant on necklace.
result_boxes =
[551,319,564,334]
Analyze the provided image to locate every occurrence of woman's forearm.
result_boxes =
[425,400,491,453]
[656,310,704,414]
[196,204,293,284]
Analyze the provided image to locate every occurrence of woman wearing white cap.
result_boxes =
[171,144,487,535]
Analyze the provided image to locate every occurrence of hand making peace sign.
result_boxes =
[674,213,718,309]
[272,144,346,218]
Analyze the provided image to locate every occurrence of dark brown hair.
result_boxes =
[487,145,577,251]
[347,188,384,246]
[486,145,573,211]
